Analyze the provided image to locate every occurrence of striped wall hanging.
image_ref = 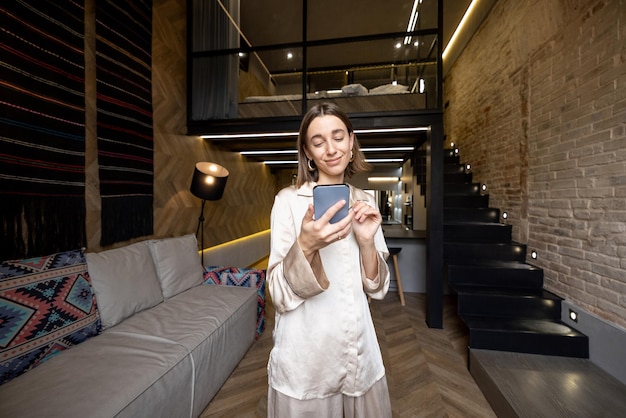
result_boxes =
[0,1,87,260]
[95,0,153,246]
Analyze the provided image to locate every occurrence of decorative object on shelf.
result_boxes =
[190,162,229,265]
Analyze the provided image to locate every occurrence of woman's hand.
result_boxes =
[351,200,382,279]
[350,200,382,246]
[298,200,354,261]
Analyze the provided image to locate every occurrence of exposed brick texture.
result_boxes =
[444,0,626,327]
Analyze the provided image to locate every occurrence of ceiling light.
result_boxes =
[262,158,405,165]
[240,146,414,157]
[443,0,479,60]
[419,78,425,93]
[201,132,298,139]
[365,158,403,163]
[286,52,293,59]
[202,127,428,140]
[369,177,401,182]
[404,0,420,45]
[361,147,414,152]
[395,42,402,49]
[263,160,298,165]
[355,127,428,134]
[240,150,296,155]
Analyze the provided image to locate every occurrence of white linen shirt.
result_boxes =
[267,182,390,400]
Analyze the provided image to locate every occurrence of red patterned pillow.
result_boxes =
[203,266,266,339]
[0,249,101,385]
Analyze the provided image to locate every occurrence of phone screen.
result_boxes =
[313,184,350,224]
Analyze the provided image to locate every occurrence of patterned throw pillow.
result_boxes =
[0,249,101,385]
[203,266,266,339]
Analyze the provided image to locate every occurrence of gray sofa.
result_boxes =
[0,234,259,417]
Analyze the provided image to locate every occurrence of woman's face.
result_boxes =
[304,115,354,185]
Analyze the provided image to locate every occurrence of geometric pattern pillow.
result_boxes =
[0,249,101,386]
[203,266,266,339]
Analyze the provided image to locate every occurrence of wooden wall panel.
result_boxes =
[84,0,277,253]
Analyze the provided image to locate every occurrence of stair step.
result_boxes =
[444,242,527,263]
[445,183,481,195]
[444,172,473,184]
[455,286,562,320]
[469,349,626,417]
[462,315,589,358]
[445,164,466,174]
[444,222,512,242]
[445,207,501,223]
[445,194,489,208]
[446,261,544,288]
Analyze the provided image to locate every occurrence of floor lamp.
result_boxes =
[190,162,229,266]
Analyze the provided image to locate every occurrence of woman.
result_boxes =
[267,103,392,417]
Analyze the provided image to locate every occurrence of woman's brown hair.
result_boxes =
[295,103,370,188]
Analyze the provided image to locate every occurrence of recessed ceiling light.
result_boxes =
[404,0,420,44]
[263,160,298,165]
[203,127,428,140]
[369,177,401,182]
[201,132,298,139]
[365,158,403,163]
[361,147,414,152]
[240,146,414,156]
[355,127,428,134]
[240,150,296,155]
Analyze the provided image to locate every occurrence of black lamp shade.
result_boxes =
[190,162,229,201]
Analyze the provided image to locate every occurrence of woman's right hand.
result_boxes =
[297,200,353,261]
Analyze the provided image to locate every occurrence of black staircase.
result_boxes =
[441,149,589,358]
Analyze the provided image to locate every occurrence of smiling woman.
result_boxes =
[266,103,393,417]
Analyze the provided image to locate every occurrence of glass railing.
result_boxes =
[188,0,440,122]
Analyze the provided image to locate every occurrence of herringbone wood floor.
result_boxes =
[200,293,496,417]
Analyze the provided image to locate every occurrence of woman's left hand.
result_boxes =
[351,201,382,245]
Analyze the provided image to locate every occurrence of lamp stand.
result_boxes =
[196,199,206,266]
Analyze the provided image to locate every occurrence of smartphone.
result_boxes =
[313,184,350,224]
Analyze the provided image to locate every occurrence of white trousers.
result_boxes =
[267,375,392,418]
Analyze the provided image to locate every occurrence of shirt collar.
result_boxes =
[297,181,316,197]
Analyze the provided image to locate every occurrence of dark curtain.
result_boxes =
[191,0,239,120]
[95,0,154,246]
[0,1,86,260]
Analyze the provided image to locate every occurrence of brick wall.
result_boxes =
[444,0,626,327]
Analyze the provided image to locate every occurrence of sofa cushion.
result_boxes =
[0,330,193,418]
[149,234,204,299]
[86,241,163,329]
[203,266,266,339]
[0,249,101,385]
[107,284,257,417]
